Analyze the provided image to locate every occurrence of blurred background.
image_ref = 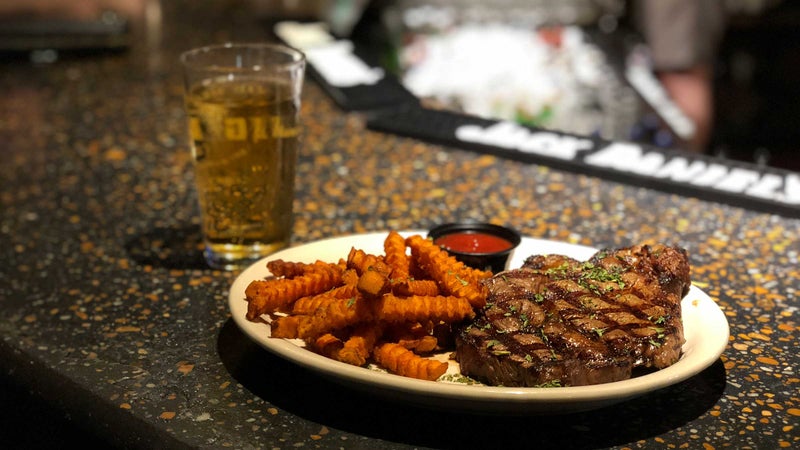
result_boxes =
[251,0,799,171]
[1,0,797,172]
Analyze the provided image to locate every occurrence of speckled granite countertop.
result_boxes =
[1,2,798,449]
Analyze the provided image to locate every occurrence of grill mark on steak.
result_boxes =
[455,244,690,387]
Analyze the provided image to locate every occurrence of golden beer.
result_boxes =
[185,76,299,268]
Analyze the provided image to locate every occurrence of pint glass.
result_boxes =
[181,43,306,270]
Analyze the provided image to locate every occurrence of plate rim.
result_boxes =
[228,231,729,411]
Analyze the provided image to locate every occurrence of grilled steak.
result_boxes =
[455,244,691,387]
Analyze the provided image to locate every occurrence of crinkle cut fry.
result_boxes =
[274,296,374,339]
[341,268,359,286]
[374,342,448,381]
[406,235,490,308]
[383,230,411,280]
[347,247,391,276]
[397,335,439,353]
[307,324,382,367]
[337,322,384,366]
[269,314,308,339]
[311,333,344,359]
[245,260,344,320]
[377,294,475,323]
[392,279,439,297]
[356,269,390,298]
[266,259,311,278]
[291,284,359,315]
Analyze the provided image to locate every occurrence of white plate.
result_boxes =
[228,231,729,414]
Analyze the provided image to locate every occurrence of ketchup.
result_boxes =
[434,231,514,254]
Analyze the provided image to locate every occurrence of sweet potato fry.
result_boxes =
[397,335,439,353]
[245,261,344,319]
[377,294,475,323]
[384,230,411,280]
[269,315,309,339]
[341,268,359,286]
[347,248,391,276]
[357,269,390,298]
[337,323,384,366]
[311,333,344,359]
[392,279,440,297]
[406,235,491,308]
[373,342,448,381]
[267,259,310,278]
[284,297,374,339]
[291,284,360,315]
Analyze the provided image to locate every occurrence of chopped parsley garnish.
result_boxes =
[448,270,469,286]
[649,315,668,325]
[593,327,607,337]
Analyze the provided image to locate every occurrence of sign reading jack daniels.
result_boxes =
[366,108,800,218]
[273,22,798,217]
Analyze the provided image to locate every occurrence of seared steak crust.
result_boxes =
[455,244,690,387]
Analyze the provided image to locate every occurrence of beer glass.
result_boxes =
[181,43,306,270]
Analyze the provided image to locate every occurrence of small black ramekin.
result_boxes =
[428,222,522,273]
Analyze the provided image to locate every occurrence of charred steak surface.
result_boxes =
[455,244,691,387]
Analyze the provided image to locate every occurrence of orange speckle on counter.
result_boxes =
[178,362,194,375]
[160,411,176,420]
[749,332,771,341]
[104,147,127,161]
[707,237,728,248]
[115,326,141,333]
[756,356,779,365]
[787,408,800,416]
[119,403,131,409]
[753,286,769,295]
